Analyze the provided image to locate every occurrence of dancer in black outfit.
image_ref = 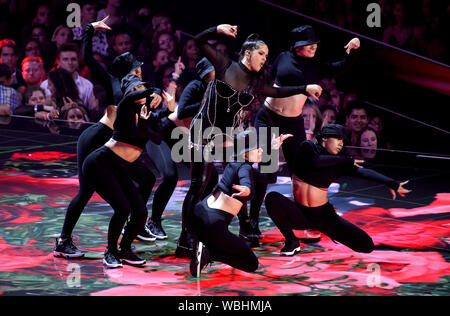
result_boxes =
[265,124,411,256]
[82,74,163,268]
[53,18,161,258]
[251,25,361,237]
[189,130,263,277]
[176,23,316,258]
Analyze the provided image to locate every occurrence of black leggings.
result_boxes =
[60,123,155,238]
[181,146,219,236]
[190,198,258,272]
[82,146,149,251]
[254,106,306,175]
[265,192,374,253]
[246,107,307,222]
[145,140,178,221]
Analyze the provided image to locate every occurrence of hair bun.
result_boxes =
[245,33,262,42]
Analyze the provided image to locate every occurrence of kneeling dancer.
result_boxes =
[265,124,411,255]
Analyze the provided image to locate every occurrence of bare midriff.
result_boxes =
[105,139,143,163]
[264,84,308,117]
[207,191,243,216]
[292,174,328,207]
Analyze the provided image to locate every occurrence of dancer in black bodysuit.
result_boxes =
[176,24,315,258]
[189,130,262,277]
[249,26,361,238]
[82,74,163,268]
[265,124,411,256]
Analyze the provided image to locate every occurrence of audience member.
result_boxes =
[302,102,323,142]
[152,30,180,64]
[320,104,338,128]
[13,86,59,120]
[51,25,74,50]
[21,56,46,88]
[0,63,21,115]
[45,68,84,118]
[41,43,94,112]
[96,0,127,27]
[0,39,26,91]
[345,100,369,146]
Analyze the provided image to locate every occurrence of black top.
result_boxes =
[177,79,207,119]
[271,49,357,87]
[215,161,254,203]
[293,140,399,190]
[112,94,162,149]
[193,27,309,143]
[83,24,122,105]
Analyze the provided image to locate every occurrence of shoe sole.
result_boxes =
[103,259,123,268]
[121,259,146,266]
[280,246,301,256]
[53,251,85,259]
[148,232,168,240]
[195,242,203,278]
[136,235,157,242]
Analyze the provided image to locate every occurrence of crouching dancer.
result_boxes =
[265,124,411,256]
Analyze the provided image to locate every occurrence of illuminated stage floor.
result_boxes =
[0,117,449,296]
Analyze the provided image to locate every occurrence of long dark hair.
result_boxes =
[48,68,82,109]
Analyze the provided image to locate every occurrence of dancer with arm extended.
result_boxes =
[53,17,162,258]
[265,124,411,255]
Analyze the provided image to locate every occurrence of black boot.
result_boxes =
[175,230,194,259]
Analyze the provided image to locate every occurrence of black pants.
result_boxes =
[246,106,307,222]
[254,106,306,175]
[190,198,258,272]
[82,146,149,251]
[145,139,178,221]
[60,123,155,238]
[265,192,374,253]
[180,146,219,240]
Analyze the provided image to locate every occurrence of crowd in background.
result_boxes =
[0,0,445,158]
[281,0,449,64]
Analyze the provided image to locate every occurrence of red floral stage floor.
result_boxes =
[0,118,449,296]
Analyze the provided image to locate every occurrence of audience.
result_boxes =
[0,0,441,151]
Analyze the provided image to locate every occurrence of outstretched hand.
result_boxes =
[217,24,238,38]
[306,84,322,101]
[344,37,360,54]
[140,104,151,120]
[162,90,175,112]
[389,180,411,200]
[148,93,162,109]
[92,15,112,31]
[231,184,251,198]
[271,133,293,150]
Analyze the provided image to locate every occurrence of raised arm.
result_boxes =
[321,38,360,78]
[194,25,234,76]
[83,18,114,103]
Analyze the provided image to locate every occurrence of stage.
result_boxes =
[0,117,449,296]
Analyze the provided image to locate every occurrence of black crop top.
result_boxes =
[112,93,162,149]
[293,141,399,191]
[215,162,254,203]
[271,49,357,87]
[192,27,309,143]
